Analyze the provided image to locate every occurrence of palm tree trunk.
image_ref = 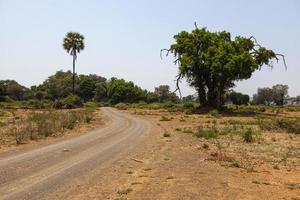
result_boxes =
[72,55,75,95]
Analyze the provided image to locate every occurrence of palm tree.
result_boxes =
[63,32,85,95]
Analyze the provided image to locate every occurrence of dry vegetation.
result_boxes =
[115,106,300,199]
[130,107,300,170]
[0,107,100,148]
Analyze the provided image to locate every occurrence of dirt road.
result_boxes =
[0,108,151,200]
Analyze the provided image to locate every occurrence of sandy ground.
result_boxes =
[0,108,299,200]
[47,108,300,200]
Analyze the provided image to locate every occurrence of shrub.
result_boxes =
[159,116,172,121]
[115,103,128,110]
[175,128,182,131]
[202,143,209,149]
[258,117,300,134]
[195,127,219,139]
[183,127,193,133]
[209,109,220,118]
[54,95,83,109]
[84,101,98,109]
[243,129,254,143]
[163,132,171,137]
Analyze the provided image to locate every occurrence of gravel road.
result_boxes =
[0,107,151,200]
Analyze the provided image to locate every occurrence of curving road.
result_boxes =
[0,107,151,200]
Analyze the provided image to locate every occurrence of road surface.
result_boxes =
[0,107,151,200]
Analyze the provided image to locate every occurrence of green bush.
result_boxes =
[243,129,254,143]
[209,109,220,118]
[194,127,219,139]
[84,101,98,110]
[159,116,172,121]
[54,95,83,109]
[115,103,128,110]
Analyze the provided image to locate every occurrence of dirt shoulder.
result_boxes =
[48,108,300,200]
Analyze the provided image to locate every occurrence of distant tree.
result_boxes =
[78,74,107,102]
[228,91,249,107]
[182,94,197,102]
[107,78,146,104]
[252,84,289,105]
[154,85,171,102]
[39,71,75,100]
[153,85,179,103]
[0,81,7,101]
[271,84,288,105]
[6,81,28,100]
[252,87,274,105]
[63,32,85,95]
[78,76,96,101]
[162,24,286,108]
[145,91,159,103]
[94,82,107,102]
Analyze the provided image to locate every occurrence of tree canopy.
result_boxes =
[252,84,289,105]
[163,24,286,108]
[227,91,250,106]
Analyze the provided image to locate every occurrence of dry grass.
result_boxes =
[0,108,96,145]
[127,107,300,171]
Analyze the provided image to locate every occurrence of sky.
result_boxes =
[0,0,299,97]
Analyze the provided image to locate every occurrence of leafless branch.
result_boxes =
[194,22,199,29]
[174,74,183,99]
[160,48,171,59]
[275,53,287,70]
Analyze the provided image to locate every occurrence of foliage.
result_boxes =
[243,129,255,143]
[258,117,300,134]
[0,80,29,101]
[114,103,128,110]
[194,127,219,139]
[154,85,179,103]
[252,84,288,105]
[9,109,94,144]
[94,82,107,102]
[54,95,83,109]
[163,25,285,108]
[107,77,146,104]
[227,91,249,106]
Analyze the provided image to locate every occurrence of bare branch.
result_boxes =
[174,74,183,99]
[249,36,263,48]
[194,22,199,29]
[275,53,287,70]
[160,48,171,59]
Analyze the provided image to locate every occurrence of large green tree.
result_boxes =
[162,24,286,108]
[107,78,146,104]
[63,32,85,95]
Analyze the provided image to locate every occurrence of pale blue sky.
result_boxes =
[0,0,299,96]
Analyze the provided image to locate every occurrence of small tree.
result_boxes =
[154,85,180,103]
[228,91,249,108]
[63,32,85,95]
[272,84,288,105]
[162,24,286,109]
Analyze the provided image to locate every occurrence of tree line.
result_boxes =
[0,71,180,108]
[0,70,298,108]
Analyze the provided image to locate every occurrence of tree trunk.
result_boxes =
[197,86,207,106]
[72,55,75,95]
